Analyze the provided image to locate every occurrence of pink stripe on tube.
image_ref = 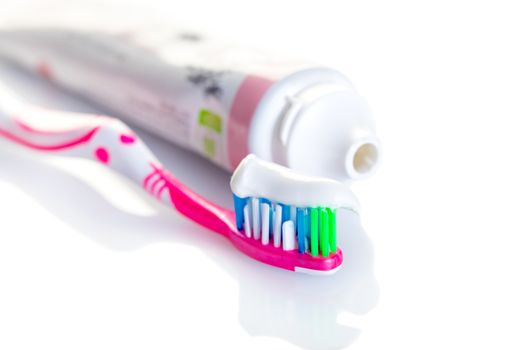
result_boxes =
[228,75,273,170]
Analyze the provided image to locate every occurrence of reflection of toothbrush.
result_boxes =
[0,86,359,274]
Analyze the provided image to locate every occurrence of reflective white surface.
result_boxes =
[1,1,525,349]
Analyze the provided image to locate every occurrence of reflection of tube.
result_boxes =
[0,28,381,182]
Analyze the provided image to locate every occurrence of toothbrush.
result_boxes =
[0,85,359,275]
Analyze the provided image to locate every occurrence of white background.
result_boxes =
[1,1,524,349]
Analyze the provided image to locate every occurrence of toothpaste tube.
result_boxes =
[0,27,381,182]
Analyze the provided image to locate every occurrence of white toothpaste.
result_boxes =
[0,27,381,182]
[230,155,360,211]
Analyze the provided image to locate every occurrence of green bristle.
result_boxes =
[310,208,319,257]
[328,208,337,253]
[320,208,330,257]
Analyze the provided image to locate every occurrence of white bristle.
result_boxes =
[290,205,297,232]
[243,204,252,238]
[282,220,295,251]
[261,203,270,245]
[251,198,260,240]
[273,204,282,247]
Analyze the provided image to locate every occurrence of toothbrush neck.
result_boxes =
[146,163,236,237]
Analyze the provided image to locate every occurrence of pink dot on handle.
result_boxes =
[120,133,136,144]
[94,147,110,164]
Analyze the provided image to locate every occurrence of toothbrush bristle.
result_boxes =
[232,194,337,257]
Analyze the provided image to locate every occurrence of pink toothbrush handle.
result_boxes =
[0,97,344,273]
[0,104,237,237]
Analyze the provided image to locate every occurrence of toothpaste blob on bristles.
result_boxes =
[230,155,360,211]
[230,155,360,257]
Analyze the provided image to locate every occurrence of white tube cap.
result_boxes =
[278,89,381,182]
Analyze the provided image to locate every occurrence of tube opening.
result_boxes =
[352,143,379,175]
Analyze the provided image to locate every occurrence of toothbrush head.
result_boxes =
[229,155,360,275]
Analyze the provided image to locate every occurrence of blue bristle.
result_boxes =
[297,208,307,253]
[305,208,310,238]
[282,204,291,223]
[233,194,247,230]
[290,206,297,224]
[260,198,271,209]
